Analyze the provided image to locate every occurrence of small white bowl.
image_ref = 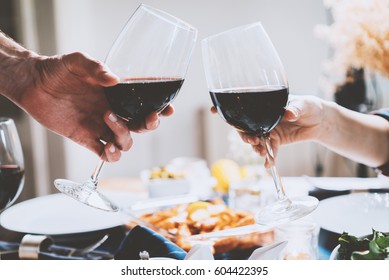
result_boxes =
[140,170,191,198]
[147,178,191,198]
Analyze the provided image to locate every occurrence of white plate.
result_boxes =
[0,191,146,235]
[313,192,389,236]
[305,176,389,191]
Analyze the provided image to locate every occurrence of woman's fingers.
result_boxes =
[283,106,300,122]
[210,106,217,114]
[238,131,260,145]
[160,105,174,117]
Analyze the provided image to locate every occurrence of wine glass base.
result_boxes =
[54,179,119,212]
[255,196,319,226]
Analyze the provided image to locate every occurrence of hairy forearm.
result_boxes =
[318,100,389,167]
[0,31,38,104]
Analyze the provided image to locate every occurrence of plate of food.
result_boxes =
[122,196,274,256]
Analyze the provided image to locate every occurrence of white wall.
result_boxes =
[51,0,328,182]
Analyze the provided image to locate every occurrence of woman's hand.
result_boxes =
[212,95,326,167]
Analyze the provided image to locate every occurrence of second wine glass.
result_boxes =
[0,118,24,214]
[54,4,197,211]
[202,22,318,226]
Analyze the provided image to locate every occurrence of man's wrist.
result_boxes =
[0,49,39,104]
[0,31,41,103]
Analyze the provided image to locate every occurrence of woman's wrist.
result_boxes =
[312,98,337,145]
[315,99,389,167]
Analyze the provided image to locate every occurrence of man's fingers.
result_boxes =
[84,136,121,163]
[104,111,133,151]
[145,112,160,130]
[126,112,161,133]
[63,52,119,86]
[102,143,121,162]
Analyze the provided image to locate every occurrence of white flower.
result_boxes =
[316,0,389,95]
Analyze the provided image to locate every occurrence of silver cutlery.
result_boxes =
[67,234,109,257]
[0,233,112,260]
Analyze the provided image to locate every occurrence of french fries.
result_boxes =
[128,198,274,254]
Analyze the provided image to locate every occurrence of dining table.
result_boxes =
[1,175,388,260]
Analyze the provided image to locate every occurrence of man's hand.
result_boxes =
[11,52,171,161]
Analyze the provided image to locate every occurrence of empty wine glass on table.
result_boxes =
[54,4,197,212]
[202,22,318,226]
[0,118,24,214]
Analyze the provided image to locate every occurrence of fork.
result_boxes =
[45,234,111,259]
[66,234,109,257]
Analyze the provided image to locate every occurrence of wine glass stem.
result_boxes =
[263,134,289,203]
[90,159,105,186]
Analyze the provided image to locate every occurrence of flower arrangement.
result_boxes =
[315,0,389,96]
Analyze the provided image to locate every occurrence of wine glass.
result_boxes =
[202,22,318,226]
[0,118,24,214]
[54,4,197,212]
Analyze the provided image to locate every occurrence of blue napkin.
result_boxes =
[114,225,187,260]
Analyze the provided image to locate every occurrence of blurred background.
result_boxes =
[1,0,388,201]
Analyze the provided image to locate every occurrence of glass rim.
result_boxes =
[202,21,264,43]
[137,4,197,34]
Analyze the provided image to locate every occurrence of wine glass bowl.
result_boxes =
[209,85,289,136]
[0,118,24,213]
[202,22,318,226]
[104,78,184,122]
[54,4,197,212]
[103,4,197,122]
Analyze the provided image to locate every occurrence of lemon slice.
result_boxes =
[186,201,210,215]
[211,159,242,193]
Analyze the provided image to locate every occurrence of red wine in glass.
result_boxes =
[202,22,318,226]
[104,78,184,122]
[0,118,24,214]
[0,165,24,210]
[210,86,289,135]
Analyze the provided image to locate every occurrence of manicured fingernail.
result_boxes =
[108,113,118,122]
[109,144,115,153]
[289,106,299,117]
